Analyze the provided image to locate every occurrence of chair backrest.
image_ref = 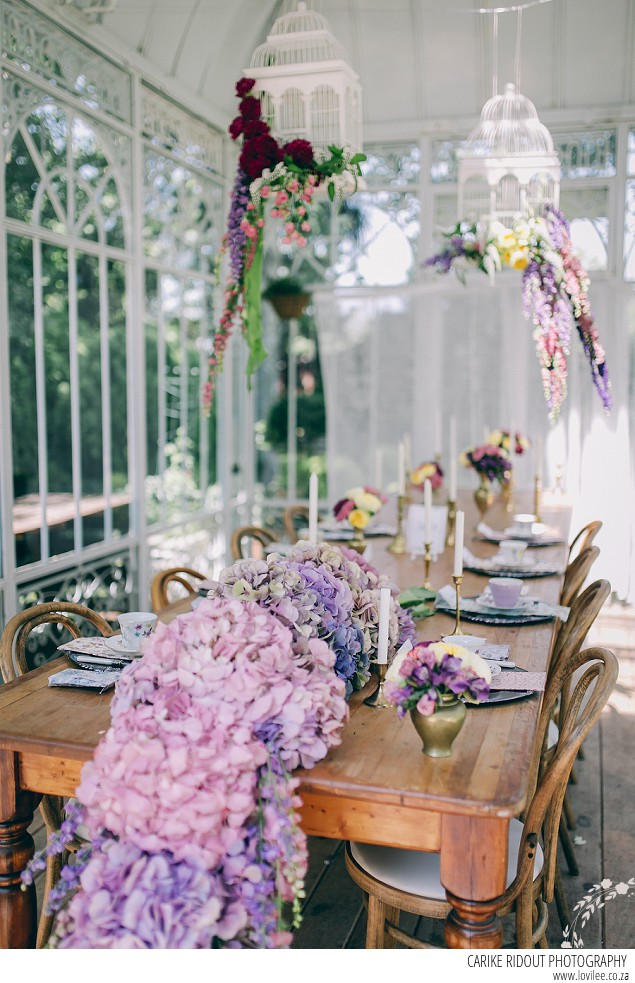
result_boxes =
[550,578,611,677]
[502,646,618,910]
[230,525,276,561]
[283,505,310,544]
[568,520,602,563]
[560,545,600,607]
[0,601,112,682]
[150,566,206,613]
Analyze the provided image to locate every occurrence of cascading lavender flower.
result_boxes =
[424,208,611,421]
[27,597,348,948]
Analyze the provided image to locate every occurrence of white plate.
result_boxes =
[105,635,141,656]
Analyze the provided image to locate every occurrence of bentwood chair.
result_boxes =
[344,646,618,949]
[230,525,276,561]
[544,580,611,898]
[0,602,113,948]
[283,504,310,543]
[150,566,206,613]
[560,546,600,608]
[568,521,602,563]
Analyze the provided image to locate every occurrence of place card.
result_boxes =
[405,504,447,557]
[489,671,546,691]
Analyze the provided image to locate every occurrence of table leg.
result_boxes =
[440,814,508,949]
[0,751,38,948]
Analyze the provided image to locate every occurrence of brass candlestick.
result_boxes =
[363,662,393,708]
[388,494,407,554]
[503,471,515,513]
[447,574,464,636]
[445,498,457,548]
[533,475,543,523]
[423,541,433,590]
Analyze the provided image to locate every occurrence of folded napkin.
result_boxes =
[48,668,120,691]
[489,671,546,691]
[480,643,510,662]
[57,637,136,661]
[476,522,564,547]
[399,585,436,619]
[436,585,569,622]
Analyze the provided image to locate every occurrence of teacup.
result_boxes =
[512,513,536,536]
[442,634,486,653]
[498,539,528,564]
[118,611,158,651]
[488,577,523,608]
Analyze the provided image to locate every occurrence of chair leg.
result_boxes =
[515,880,534,948]
[365,896,399,948]
[554,862,573,934]
[563,790,577,830]
[558,816,580,877]
[36,850,63,948]
[569,764,578,786]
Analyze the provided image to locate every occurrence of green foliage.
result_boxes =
[262,275,309,298]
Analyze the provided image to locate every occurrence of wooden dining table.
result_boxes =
[0,495,571,949]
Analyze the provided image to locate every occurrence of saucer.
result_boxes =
[476,594,530,614]
[483,661,502,676]
[105,635,141,656]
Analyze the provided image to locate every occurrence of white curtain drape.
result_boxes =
[314,275,635,599]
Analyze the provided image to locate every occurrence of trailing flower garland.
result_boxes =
[208,541,414,698]
[25,598,348,948]
[424,209,611,422]
[203,78,365,413]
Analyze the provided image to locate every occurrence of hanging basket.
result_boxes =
[266,293,310,319]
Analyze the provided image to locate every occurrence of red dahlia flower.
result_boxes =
[239,95,261,120]
[239,135,282,180]
[283,139,315,168]
[228,116,243,140]
[243,119,270,139]
[235,77,256,97]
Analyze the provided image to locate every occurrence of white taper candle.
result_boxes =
[453,510,465,577]
[374,448,383,490]
[397,441,405,496]
[424,478,432,543]
[308,473,318,545]
[377,587,391,665]
[434,412,442,459]
[535,435,542,479]
[402,432,411,478]
[449,415,457,500]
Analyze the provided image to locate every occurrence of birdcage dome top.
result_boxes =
[462,82,556,157]
[249,1,348,68]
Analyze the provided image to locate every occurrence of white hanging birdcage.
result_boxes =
[458,82,560,228]
[247,1,362,154]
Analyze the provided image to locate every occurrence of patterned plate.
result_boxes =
[435,602,555,627]
[464,562,561,580]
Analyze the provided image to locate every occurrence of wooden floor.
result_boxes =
[28,601,635,949]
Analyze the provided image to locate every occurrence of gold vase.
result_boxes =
[348,526,366,554]
[474,476,494,521]
[410,695,466,758]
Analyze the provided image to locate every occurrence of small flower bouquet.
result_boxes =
[384,641,491,717]
[333,486,387,532]
[486,429,530,456]
[459,444,511,486]
[410,461,444,492]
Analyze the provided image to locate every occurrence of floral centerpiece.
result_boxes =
[460,443,511,485]
[424,210,611,422]
[287,540,416,681]
[486,429,530,456]
[384,640,491,757]
[410,460,444,492]
[203,77,365,412]
[333,486,387,551]
[24,598,348,948]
